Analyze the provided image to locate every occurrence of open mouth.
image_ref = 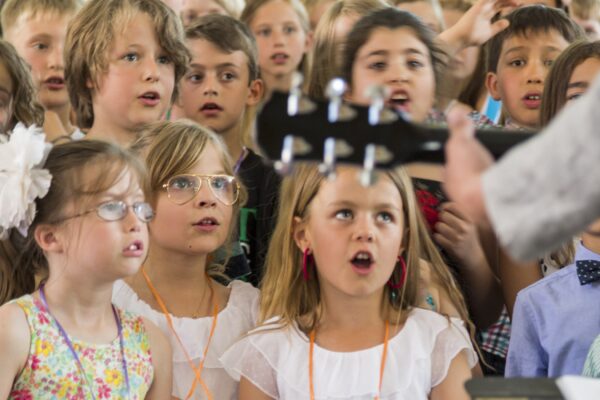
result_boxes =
[351,251,374,269]
[45,77,65,89]
[123,241,144,254]
[194,217,220,227]
[201,103,223,111]
[522,93,542,109]
[140,92,160,100]
[387,90,410,114]
[271,53,289,63]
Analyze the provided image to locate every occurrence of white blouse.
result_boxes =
[221,308,477,399]
[112,279,259,400]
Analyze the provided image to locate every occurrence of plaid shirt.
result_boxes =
[479,308,511,358]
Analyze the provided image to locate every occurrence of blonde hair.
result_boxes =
[1,0,81,34]
[307,0,390,99]
[242,0,311,33]
[65,0,190,129]
[133,120,248,279]
[0,40,44,130]
[571,0,600,20]
[259,165,473,337]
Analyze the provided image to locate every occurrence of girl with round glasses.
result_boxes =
[0,139,172,399]
[113,120,258,400]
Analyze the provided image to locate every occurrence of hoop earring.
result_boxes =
[387,255,407,289]
[303,248,313,281]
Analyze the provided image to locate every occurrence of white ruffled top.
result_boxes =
[220,308,478,399]
[112,279,259,400]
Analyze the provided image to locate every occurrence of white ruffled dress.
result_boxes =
[112,279,259,400]
[220,307,478,399]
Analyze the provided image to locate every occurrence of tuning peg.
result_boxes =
[358,144,393,187]
[359,144,377,186]
[365,85,398,126]
[273,134,312,176]
[287,72,316,116]
[325,78,357,123]
[318,137,353,180]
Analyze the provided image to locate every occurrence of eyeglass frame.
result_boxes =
[161,174,241,206]
[51,200,155,224]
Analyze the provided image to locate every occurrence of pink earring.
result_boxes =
[302,248,313,281]
[387,255,407,289]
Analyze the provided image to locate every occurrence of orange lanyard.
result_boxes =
[309,320,390,400]
[141,267,218,400]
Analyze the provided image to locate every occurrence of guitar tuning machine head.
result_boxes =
[364,85,398,126]
[273,134,312,176]
[325,78,356,123]
[359,143,377,187]
[287,72,316,116]
[318,137,354,180]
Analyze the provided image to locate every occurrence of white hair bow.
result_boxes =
[0,123,52,239]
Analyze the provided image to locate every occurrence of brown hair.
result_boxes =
[186,14,260,82]
[0,140,146,305]
[341,8,446,92]
[307,0,390,99]
[65,0,190,129]
[0,40,44,130]
[486,5,584,73]
[1,0,81,34]
[540,40,600,126]
[571,0,600,20]
[133,120,248,278]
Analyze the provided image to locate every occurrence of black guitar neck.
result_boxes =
[256,91,534,169]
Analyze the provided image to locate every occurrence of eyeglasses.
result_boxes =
[162,174,240,206]
[56,201,155,223]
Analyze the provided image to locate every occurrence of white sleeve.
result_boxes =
[430,319,478,387]
[483,74,600,261]
[221,335,279,399]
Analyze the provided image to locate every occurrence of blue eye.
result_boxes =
[124,53,139,62]
[158,55,171,64]
[169,176,196,190]
[211,176,229,190]
[335,209,353,220]
[377,212,393,223]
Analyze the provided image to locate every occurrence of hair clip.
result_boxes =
[0,124,52,239]
[325,78,356,123]
[287,72,316,116]
[365,85,398,126]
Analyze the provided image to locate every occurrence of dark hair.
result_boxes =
[458,46,487,109]
[0,140,146,304]
[185,13,259,82]
[0,40,44,130]
[486,5,584,73]
[341,8,446,92]
[540,40,600,126]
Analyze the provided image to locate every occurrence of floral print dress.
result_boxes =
[9,295,154,400]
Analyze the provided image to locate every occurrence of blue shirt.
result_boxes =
[506,242,600,377]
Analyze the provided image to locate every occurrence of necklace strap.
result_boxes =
[141,267,217,400]
[309,320,390,400]
[38,284,130,400]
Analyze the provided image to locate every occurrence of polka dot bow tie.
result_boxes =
[576,260,600,285]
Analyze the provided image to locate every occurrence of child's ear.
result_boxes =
[292,216,311,253]
[485,72,502,101]
[34,224,65,254]
[246,78,265,106]
[304,30,314,53]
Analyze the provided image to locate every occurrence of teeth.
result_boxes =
[526,95,541,100]
[356,252,370,260]
[128,244,138,250]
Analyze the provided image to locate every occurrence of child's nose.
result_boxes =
[195,181,218,208]
[202,73,219,95]
[526,60,545,84]
[48,44,64,70]
[143,58,160,82]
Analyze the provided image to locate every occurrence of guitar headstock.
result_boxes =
[255,73,534,185]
